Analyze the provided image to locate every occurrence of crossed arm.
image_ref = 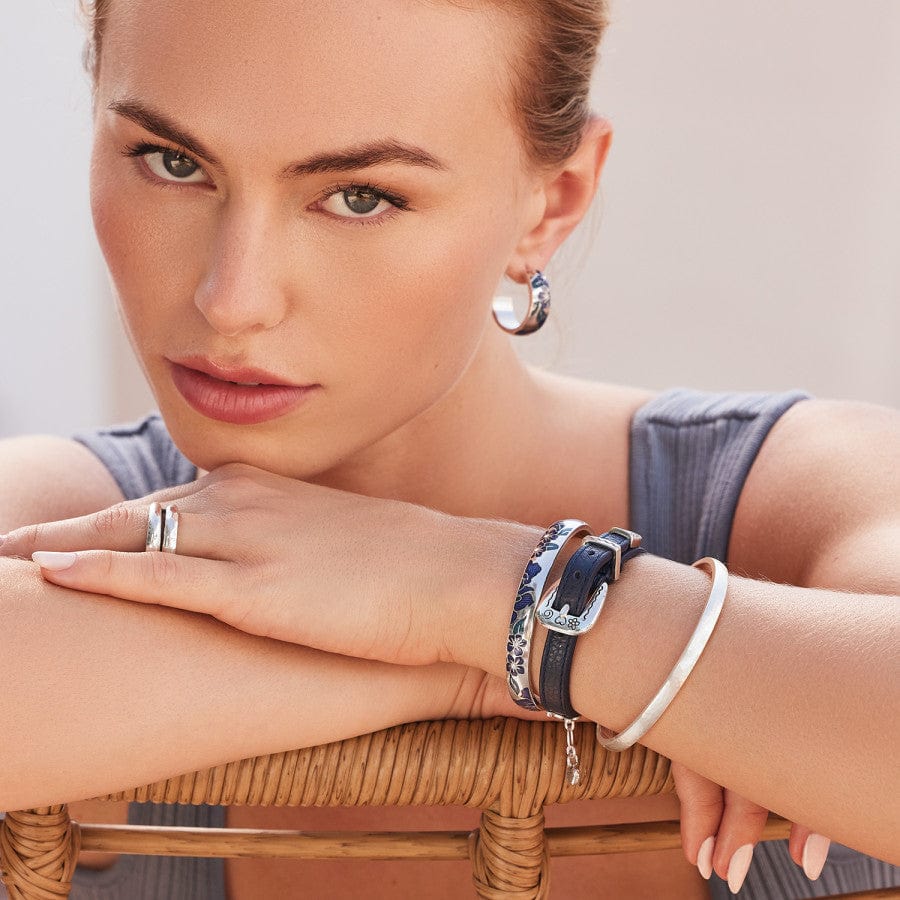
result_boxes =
[0,399,897,875]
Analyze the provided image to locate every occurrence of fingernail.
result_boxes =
[697,835,715,880]
[802,833,830,881]
[727,843,754,894]
[32,551,78,571]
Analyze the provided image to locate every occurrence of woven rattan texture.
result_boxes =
[0,719,674,899]
[0,807,81,900]
[96,718,674,813]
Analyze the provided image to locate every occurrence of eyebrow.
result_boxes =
[107,99,448,177]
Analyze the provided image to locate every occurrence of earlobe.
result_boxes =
[506,116,613,279]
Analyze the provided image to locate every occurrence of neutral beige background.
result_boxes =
[1,1,897,439]
[521,0,900,404]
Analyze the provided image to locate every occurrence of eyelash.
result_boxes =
[319,181,411,227]
[122,141,206,188]
[121,141,412,227]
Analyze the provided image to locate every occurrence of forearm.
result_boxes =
[0,559,449,811]
[444,520,900,862]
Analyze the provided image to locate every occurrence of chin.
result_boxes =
[158,406,337,482]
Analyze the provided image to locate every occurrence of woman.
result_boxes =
[0,1,897,898]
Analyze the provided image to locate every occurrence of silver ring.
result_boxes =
[145,502,163,552]
[492,270,551,335]
[161,504,180,554]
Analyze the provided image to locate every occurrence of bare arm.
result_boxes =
[444,540,898,861]
[3,402,897,862]
[0,438,477,810]
[446,400,900,862]
[0,436,124,533]
[0,556,468,811]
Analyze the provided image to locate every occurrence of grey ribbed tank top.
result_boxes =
[3,388,896,899]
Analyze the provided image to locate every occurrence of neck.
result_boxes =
[309,329,545,521]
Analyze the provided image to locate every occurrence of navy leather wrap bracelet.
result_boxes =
[538,528,644,720]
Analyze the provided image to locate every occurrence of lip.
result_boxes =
[167,358,319,425]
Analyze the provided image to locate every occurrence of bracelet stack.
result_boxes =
[506,523,729,785]
[505,519,592,712]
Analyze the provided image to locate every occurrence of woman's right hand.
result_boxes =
[0,462,526,670]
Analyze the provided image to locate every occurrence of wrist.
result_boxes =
[567,553,711,734]
[430,511,544,676]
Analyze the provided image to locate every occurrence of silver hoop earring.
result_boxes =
[492,270,551,335]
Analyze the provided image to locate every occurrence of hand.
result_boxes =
[0,463,459,666]
[673,763,831,890]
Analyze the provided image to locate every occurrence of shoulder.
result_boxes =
[0,413,195,532]
[529,370,654,423]
[729,397,900,586]
[0,434,123,532]
[525,370,655,526]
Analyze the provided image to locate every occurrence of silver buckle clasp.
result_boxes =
[535,582,608,636]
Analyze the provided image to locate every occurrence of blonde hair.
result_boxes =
[80,0,107,86]
[80,0,609,169]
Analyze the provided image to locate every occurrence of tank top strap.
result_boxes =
[629,387,810,564]
[74,414,197,500]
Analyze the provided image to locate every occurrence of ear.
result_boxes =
[506,116,612,280]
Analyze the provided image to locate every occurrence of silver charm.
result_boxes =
[548,713,581,786]
[563,717,581,786]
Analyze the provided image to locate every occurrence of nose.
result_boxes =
[193,200,290,337]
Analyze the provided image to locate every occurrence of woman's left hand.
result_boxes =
[673,760,830,890]
[0,462,479,666]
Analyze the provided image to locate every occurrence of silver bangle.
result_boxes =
[596,556,728,751]
[506,520,592,710]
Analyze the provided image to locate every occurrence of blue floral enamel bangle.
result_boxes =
[506,519,592,710]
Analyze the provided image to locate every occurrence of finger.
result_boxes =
[671,762,722,879]
[789,822,812,866]
[711,789,769,892]
[32,548,247,625]
[789,823,831,881]
[1,485,201,558]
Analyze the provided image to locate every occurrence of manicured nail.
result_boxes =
[727,843,754,894]
[697,835,715,880]
[32,551,78,571]
[802,833,830,881]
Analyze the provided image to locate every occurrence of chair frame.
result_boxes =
[0,718,886,900]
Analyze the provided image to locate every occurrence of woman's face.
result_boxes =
[91,0,545,479]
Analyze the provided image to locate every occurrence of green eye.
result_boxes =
[161,150,199,179]
[343,188,382,215]
[144,149,208,183]
[321,185,395,219]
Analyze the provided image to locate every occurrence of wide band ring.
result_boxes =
[145,502,164,552]
[161,504,179,554]
[145,502,180,554]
